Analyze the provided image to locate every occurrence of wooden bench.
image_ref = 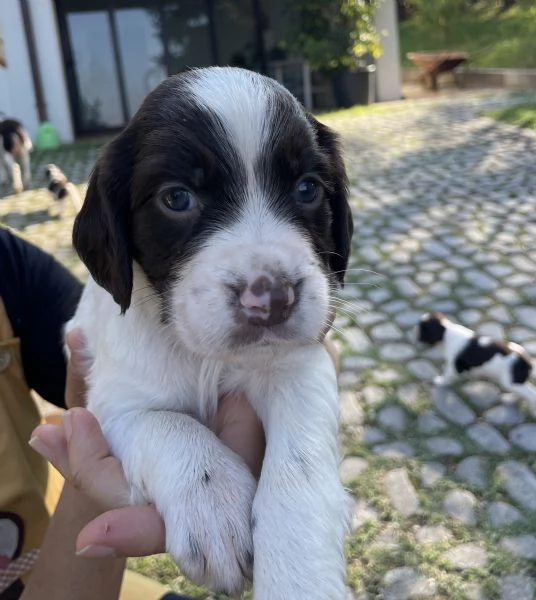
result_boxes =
[407,51,469,91]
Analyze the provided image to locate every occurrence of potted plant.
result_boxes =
[283,0,383,108]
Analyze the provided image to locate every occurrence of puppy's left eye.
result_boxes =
[295,177,323,204]
[161,188,196,212]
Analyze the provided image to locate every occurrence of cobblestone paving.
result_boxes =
[330,92,536,600]
[2,91,536,599]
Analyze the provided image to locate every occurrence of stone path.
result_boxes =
[2,90,536,599]
[330,92,536,600]
[0,138,104,281]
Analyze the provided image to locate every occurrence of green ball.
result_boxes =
[35,121,61,150]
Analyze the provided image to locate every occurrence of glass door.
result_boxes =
[65,10,127,132]
[161,1,214,75]
[114,6,168,118]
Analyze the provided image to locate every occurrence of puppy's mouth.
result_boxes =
[228,321,302,350]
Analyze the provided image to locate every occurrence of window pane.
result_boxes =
[115,7,168,117]
[66,11,125,130]
[213,0,257,69]
[162,1,213,75]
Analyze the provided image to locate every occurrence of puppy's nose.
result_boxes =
[239,275,296,326]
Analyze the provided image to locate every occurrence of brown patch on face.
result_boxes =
[250,276,271,297]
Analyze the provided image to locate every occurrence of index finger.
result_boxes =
[77,506,166,557]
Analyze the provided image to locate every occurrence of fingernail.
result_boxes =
[63,410,73,441]
[76,545,116,558]
[29,436,54,463]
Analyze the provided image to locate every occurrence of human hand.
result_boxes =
[33,406,167,557]
[30,330,166,557]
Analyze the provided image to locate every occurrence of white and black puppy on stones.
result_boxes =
[45,164,83,215]
[416,312,536,413]
[65,67,354,599]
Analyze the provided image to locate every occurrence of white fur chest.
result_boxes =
[69,276,306,427]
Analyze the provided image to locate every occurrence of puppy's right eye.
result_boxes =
[161,188,196,212]
[295,177,323,204]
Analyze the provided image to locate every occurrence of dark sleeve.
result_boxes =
[0,227,83,407]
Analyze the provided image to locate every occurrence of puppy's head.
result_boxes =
[415,312,448,346]
[73,67,353,359]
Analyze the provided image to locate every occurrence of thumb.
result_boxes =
[64,408,131,509]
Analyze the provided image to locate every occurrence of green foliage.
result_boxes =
[485,104,536,130]
[282,0,383,74]
[404,0,473,46]
[399,2,536,68]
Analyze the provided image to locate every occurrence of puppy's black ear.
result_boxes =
[73,130,135,314]
[307,114,354,285]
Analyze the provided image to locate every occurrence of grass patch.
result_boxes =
[400,5,536,69]
[127,555,253,599]
[484,104,536,130]
[127,555,209,598]
[342,448,536,599]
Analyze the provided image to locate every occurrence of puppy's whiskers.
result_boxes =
[333,267,383,277]
[329,296,368,312]
[132,293,160,309]
[329,298,372,326]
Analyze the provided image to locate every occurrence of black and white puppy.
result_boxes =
[416,312,536,412]
[0,118,32,194]
[45,164,83,215]
[65,67,354,599]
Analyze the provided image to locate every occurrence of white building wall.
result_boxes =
[374,0,402,103]
[0,0,74,143]
[0,0,39,134]
[29,0,74,142]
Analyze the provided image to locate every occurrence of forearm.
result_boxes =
[20,482,126,600]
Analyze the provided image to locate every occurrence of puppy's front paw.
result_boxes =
[434,375,448,387]
[163,453,256,596]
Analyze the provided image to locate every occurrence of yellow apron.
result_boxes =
[0,298,170,599]
[0,297,59,596]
